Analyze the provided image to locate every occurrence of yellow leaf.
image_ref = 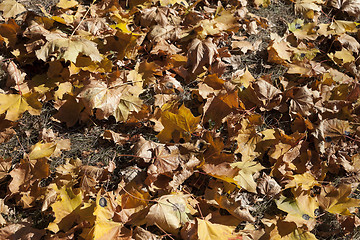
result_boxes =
[233,118,262,162]
[157,104,200,143]
[0,0,26,19]
[56,0,78,9]
[318,184,360,215]
[197,218,241,240]
[328,48,355,65]
[285,172,320,190]
[0,93,41,121]
[91,220,123,240]
[28,142,56,160]
[36,38,102,63]
[48,186,83,233]
[282,228,318,240]
[276,189,318,229]
[231,160,264,193]
[159,0,189,7]
[88,191,123,240]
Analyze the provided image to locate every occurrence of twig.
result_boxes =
[70,0,96,37]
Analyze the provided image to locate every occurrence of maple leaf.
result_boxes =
[102,130,128,146]
[267,33,292,64]
[294,0,324,18]
[203,90,243,127]
[146,145,181,184]
[0,158,11,182]
[285,172,320,190]
[48,185,94,233]
[196,218,242,240]
[257,173,282,197]
[159,0,189,7]
[0,0,26,19]
[0,222,45,240]
[36,37,103,63]
[0,93,41,121]
[276,189,318,230]
[86,192,124,240]
[329,0,360,16]
[287,86,314,118]
[8,156,50,208]
[233,118,262,162]
[328,48,355,65]
[78,79,143,122]
[252,79,283,111]
[140,6,175,27]
[0,19,20,48]
[231,160,264,193]
[187,38,218,74]
[317,184,360,215]
[146,193,195,235]
[56,0,79,9]
[157,104,200,143]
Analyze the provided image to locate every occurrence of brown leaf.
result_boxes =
[103,130,129,146]
[252,79,283,111]
[146,145,181,184]
[79,79,143,122]
[0,222,45,240]
[0,157,12,181]
[257,173,281,197]
[187,38,218,74]
[133,226,162,240]
[141,6,176,27]
[329,0,360,16]
[287,86,314,117]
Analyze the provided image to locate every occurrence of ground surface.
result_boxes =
[0,0,360,239]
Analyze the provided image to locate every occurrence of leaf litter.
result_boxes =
[0,0,359,239]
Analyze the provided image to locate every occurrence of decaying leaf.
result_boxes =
[187,38,218,74]
[146,193,195,235]
[78,79,143,122]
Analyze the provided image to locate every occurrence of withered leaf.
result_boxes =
[187,38,218,74]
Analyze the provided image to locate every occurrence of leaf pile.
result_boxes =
[0,0,360,239]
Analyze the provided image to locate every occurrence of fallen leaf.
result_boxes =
[157,104,200,143]
[0,0,26,19]
[56,0,78,9]
[0,222,45,240]
[187,38,218,74]
[231,159,264,193]
[0,93,42,121]
[329,0,360,16]
[47,186,92,233]
[317,184,360,215]
[36,37,102,63]
[78,79,143,122]
[197,218,242,240]
[146,193,195,235]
